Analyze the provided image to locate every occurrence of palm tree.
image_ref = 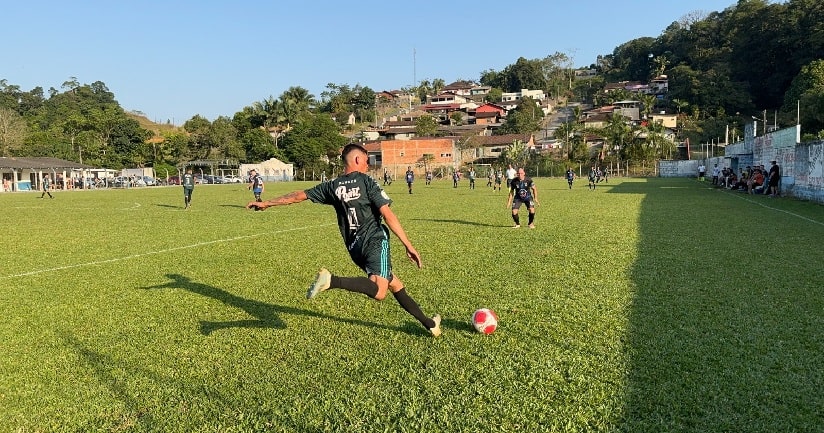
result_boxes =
[602,112,631,170]
[279,86,316,130]
[639,93,657,119]
[252,96,283,148]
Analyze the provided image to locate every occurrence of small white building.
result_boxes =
[240,157,294,182]
[501,89,546,103]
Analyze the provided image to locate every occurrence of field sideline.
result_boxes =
[1,177,821,432]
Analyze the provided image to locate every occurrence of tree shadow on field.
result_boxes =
[411,218,502,227]
[608,178,823,431]
[142,273,413,336]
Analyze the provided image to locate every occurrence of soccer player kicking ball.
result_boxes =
[247,143,442,337]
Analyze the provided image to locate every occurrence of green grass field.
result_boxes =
[1,177,821,432]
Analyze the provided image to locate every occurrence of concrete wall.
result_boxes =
[657,125,824,203]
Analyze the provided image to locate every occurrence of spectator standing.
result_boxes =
[468,167,476,190]
[452,170,460,188]
[425,170,433,185]
[698,163,706,181]
[712,164,721,185]
[768,160,781,197]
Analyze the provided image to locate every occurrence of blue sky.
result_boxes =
[3,0,739,125]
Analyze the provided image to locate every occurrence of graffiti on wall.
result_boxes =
[798,143,823,187]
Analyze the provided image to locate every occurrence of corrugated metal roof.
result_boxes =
[0,157,94,170]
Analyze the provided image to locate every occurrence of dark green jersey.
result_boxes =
[42,177,51,190]
[182,173,195,188]
[305,171,392,249]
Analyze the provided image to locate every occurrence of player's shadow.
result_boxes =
[217,204,247,208]
[154,203,182,209]
[141,273,415,336]
[412,218,501,227]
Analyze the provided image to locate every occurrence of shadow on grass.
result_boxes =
[610,178,822,431]
[142,274,420,336]
[411,218,502,227]
[154,203,183,209]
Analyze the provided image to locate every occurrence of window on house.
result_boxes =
[440,153,451,158]
[399,152,405,157]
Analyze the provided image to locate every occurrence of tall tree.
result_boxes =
[0,107,27,156]
[415,115,439,137]
[280,114,347,170]
[497,97,542,135]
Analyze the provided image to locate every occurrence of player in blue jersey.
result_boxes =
[247,169,265,201]
[246,144,441,337]
[405,166,414,194]
[506,168,538,229]
[565,167,575,189]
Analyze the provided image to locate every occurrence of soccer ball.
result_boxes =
[472,308,498,334]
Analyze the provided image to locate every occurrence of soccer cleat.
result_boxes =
[528,223,535,229]
[428,314,442,337]
[512,224,520,229]
[307,268,331,299]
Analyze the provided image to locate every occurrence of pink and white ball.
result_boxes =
[471,308,498,334]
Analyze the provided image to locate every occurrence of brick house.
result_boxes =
[361,138,457,177]
[460,134,535,165]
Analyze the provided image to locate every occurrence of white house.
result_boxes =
[240,158,294,182]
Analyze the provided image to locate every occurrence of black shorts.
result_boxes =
[512,199,535,210]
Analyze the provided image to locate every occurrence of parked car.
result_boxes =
[143,176,157,186]
[223,175,243,183]
[167,175,181,185]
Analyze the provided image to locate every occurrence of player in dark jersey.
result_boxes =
[182,168,195,209]
[565,167,575,189]
[247,169,264,201]
[246,143,441,337]
[493,169,503,192]
[40,174,54,198]
[405,166,414,194]
[506,168,538,229]
[588,166,597,190]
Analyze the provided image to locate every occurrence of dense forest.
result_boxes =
[0,0,821,174]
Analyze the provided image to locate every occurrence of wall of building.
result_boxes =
[657,126,824,203]
[379,138,457,174]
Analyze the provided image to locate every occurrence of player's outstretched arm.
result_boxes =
[247,190,308,210]
[379,205,422,269]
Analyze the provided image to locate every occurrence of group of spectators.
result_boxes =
[710,161,781,196]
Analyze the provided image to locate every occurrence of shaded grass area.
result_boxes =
[0,178,821,431]
[617,181,823,432]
